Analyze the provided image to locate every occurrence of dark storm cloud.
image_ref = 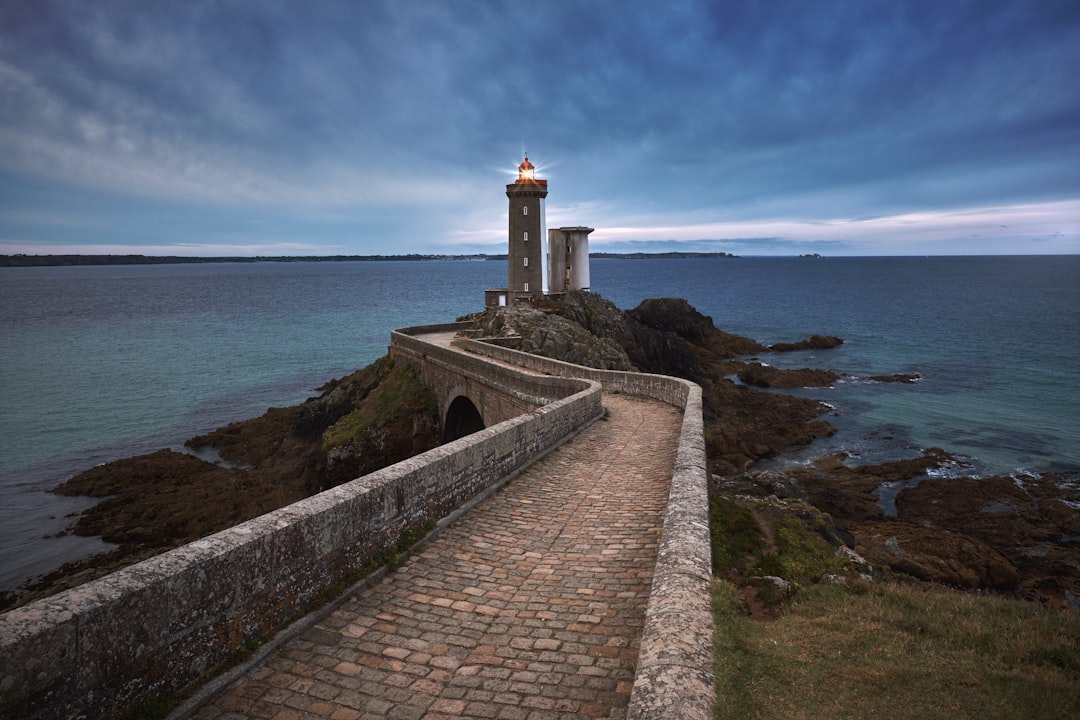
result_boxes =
[1,0,1077,255]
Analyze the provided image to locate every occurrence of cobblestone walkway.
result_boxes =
[192,394,681,720]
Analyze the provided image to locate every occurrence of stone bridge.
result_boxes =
[0,322,714,720]
[387,323,578,443]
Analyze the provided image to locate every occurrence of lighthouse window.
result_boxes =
[523,206,528,215]
[524,282,529,292]
[523,257,528,267]
[523,231,528,242]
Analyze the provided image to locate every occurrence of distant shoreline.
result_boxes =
[0,251,739,267]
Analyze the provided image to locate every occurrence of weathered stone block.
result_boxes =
[0,599,78,717]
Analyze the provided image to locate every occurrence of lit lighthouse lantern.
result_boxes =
[517,154,537,182]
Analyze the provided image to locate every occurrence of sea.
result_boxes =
[2,256,1079,593]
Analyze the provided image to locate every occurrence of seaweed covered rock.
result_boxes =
[781,450,1080,605]
[321,358,441,487]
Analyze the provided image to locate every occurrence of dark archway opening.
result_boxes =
[443,396,485,442]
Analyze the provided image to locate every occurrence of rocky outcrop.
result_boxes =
[5,357,441,611]
[853,521,1021,591]
[26,294,821,609]
[894,472,1080,604]
[469,303,633,370]
[736,362,841,389]
[624,297,766,379]
[191,355,442,492]
[773,451,1080,607]
[768,335,844,352]
[788,450,955,521]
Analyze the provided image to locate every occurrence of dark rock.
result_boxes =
[768,335,844,352]
[787,449,954,522]
[626,297,766,365]
[852,521,1020,591]
[736,362,840,388]
[187,355,441,493]
[788,449,1080,606]
[896,472,1080,606]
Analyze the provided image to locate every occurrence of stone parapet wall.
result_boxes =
[627,382,714,720]
[391,323,587,425]
[461,337,715,720]
[457,337,692,407]
[0,345,602,720]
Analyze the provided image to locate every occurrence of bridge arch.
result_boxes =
[443,394,485,442]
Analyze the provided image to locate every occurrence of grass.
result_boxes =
[749,513,842,583]
[710,494,850,594]
[709,496,767,575]
[712,579,1080,719]
[709,494,1080,719]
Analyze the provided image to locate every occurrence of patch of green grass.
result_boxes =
[750,514,845,584]
[322,359,437,451]
[709,496,767,575]
[712,578,1080,719]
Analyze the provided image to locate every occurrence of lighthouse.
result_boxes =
[484,154,592,308]
[505,154,548,302]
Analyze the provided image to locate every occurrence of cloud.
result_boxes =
[580,199,1080,255]
[1,0,1078,255]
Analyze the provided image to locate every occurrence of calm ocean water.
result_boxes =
[2,256,1078,591]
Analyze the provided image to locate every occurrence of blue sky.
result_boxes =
[1,0,1078,256]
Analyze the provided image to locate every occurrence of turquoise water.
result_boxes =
[2,256,1078,590]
